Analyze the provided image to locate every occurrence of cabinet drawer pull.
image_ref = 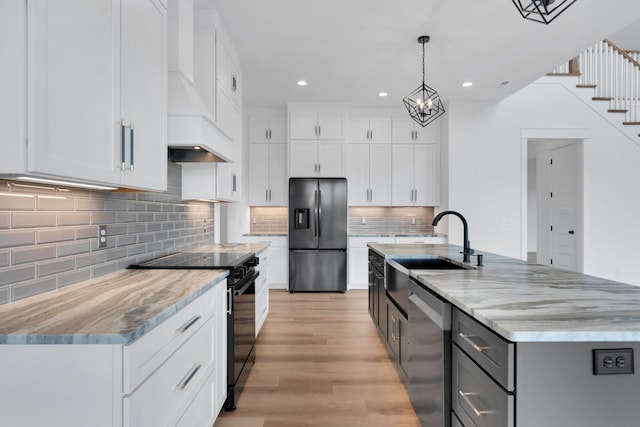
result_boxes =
[459,332,490,352]
[227,288,233,315]
[176,315,201,334]
[458,390,493,417]
[176,364,202,391]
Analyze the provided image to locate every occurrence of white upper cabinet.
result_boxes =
[248,112,287,205]
[349,117,392,144]
[248,142,287,206]
[391,143,440,206]
[248,115,287,144]
[346,143,391,206]
[289,111,346,140]
[288,103,348,177]
[1,0,167,191]
[391,117,440,144]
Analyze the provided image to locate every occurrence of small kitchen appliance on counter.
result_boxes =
[129,249,259,411]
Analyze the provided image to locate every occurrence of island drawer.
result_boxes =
[452,346,514,427]
[453,308,515,391]
[123,284,218,393]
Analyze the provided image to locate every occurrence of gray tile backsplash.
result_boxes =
[0,162,216,305]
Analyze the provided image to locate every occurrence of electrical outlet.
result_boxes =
[361,217,366,225]
[98,225,107,248]
[253,217,257,224]
[593,348,634,375]
[203,220,207,233]
[411,217,416,225]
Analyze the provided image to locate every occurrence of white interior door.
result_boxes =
[550,144,580,271]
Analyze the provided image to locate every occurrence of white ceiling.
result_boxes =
[207,0,640,108]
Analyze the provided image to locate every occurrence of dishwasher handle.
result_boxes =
[408,280,451,331]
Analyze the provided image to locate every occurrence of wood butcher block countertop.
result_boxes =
[0,269,228,345]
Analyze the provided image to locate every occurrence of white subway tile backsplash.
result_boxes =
[57,269,91,288]
[0,250,9,267]
[57,241,91,257]
[0,286,9,304]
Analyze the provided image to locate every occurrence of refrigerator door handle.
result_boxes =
[314,190,319,237]
[317,189,322,237]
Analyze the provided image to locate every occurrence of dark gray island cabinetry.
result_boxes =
[368,243,640,427]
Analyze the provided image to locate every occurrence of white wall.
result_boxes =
[444,79,640,286]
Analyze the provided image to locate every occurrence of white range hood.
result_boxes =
[167,0,232,162]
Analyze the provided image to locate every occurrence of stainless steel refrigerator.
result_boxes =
[289,178,347,292]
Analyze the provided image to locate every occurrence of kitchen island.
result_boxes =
[369,243,640,427]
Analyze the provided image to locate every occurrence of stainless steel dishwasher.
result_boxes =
[408,277,452,427]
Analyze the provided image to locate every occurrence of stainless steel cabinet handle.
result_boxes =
[232,75,237,92]
[226,288,233,314]
[129,124,134,172]
[266,129,269,140]
[318,163,321,174]
[458,390,493,416]
[176,364,202,390]
[266,189,269,202]
[269,189,272,201]
[269,129,272,139]
[318,125,321,137]
[176,315,201,334]
[370,129,373,140]
[458,332,490,352]
[391,316,396,340]
[120,120,126,171]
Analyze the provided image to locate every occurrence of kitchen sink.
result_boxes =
[391,257,468,270]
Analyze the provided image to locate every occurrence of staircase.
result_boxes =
[547,39,640,144]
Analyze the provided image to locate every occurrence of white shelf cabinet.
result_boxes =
[346,143,391,206]
[349,117,392,144]
[0,283,227,427]
[248,113,287,206]
[288,103,348,178]
[391,116,440,144]
[0,0,167,191]
[243,235,288,289]
[248,143,287,206]
[391,143,440,206]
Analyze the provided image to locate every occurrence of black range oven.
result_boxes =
[129,251,259,411]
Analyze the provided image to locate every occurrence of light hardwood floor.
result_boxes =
[214,290,420,427]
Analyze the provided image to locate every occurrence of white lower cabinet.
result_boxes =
[243,235,288,289]
[0,283,227,427]
[254,248,270,336]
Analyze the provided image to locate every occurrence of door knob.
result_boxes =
[568,230,575,234]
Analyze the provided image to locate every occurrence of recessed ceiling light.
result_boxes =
[462,82,473,87]
[378,92,388,97]
[297,80,307,86]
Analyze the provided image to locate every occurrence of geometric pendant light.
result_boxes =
[512,0,577,25]
[402,35,445,127]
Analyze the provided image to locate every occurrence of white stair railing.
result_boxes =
[551,40,640,123]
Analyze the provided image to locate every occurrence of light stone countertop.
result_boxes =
[191,243,269,254]
[369,243,640,343]
[0,269,228,345]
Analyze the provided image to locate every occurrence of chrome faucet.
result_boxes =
[432,210,474,263]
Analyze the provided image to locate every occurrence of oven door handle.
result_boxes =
[226,288,233,315]
[235,271,259,296]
